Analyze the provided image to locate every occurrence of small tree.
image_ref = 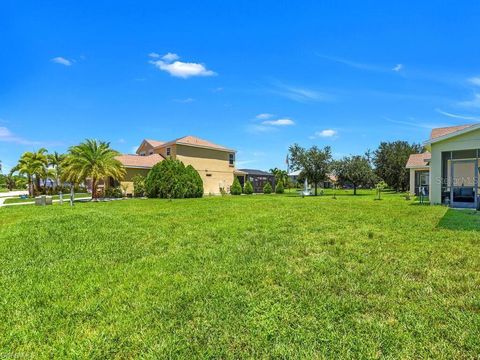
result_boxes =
[263,182,272,194]
[275,180,284,194]
[132,174,146,197]
[244,180,254,194]
[230,177,242,195]
[184,165,204,198]
[375,181,387,200]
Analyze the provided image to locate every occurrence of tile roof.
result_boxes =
[240,169,274,176]
[115,154,163,168]
[406,152,430,168]
[144,139,165,148]
[155,135,234,152]
[430,125,474,140]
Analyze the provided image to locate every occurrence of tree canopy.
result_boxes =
[373,141,423,192]
[333,155,375,195]
[288,144,332,195]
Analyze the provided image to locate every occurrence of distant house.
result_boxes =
[113,136,242,195]
[406,124,480,208]
[237,169,275,193]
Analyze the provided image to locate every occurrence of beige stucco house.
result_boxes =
[406,124,480,208]
[114,136,242,195]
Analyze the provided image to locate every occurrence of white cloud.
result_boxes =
[51,57,72,66]
[468,77,480,86]
[256,113,274,120]
[162,52,180,62]
[149,53,215,78]
[392,64,403,72]
[148,52,160,58]
[459,94,480,108]
[435,108,480,121]
[262,118,295,126]
[310,129,337,139]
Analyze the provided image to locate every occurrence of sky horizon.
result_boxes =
[2,1,480,173]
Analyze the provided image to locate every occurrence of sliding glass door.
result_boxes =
[450,159,478,208]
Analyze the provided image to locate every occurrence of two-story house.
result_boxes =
[115,136,242,195]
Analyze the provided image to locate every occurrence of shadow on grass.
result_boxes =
[436,209,480,231]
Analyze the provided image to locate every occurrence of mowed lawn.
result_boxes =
[0,192,479,358]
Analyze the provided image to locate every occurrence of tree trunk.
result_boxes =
[28,176,33,197]
[91,178,96,200]
[353,184,357,195]
[314,183,318,196]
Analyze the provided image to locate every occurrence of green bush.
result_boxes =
[275,181,284,194]
[184,165,204,198]
[105,186,123,198]
[132,174,146,197]
[145,159,203,199]
[263,182,272,194]
[230,177,242,195]
[244,180,254,194]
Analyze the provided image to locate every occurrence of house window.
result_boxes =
[229,153,235,166]
[148,150,154,155]
[166,147,171,156]
[140,152,146,156]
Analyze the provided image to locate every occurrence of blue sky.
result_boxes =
[2,1,480,172]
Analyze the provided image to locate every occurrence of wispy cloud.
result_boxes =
[174,97,195,103]
[384,117,445,130]
[0,127,44,145]
[262,118,295,126]
[270,83,331,103]
[310,129,338,139]
[392,64,404,72]
[148,52,160,58]
[459,94,480,108]
[149,53,216,78]
[246,124,277,134]
[256,113,274,120]
[468,77,480,86]
[51,56,72,66]
[318,54,404,74]
[435,108,480,122]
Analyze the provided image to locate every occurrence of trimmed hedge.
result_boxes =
[263,182,272,194]
[275,181,284,194]
[145,159,203,198]
[244,180,254,195]
[230,178,242,195]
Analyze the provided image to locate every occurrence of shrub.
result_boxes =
[132,174,146,197]
[145,159,203,199]
[263,182,272,194]
[275,181,284,194]
[244,181,254,194]
[184,165,204,198]
[105,186,123,198]
[230,177,242,195]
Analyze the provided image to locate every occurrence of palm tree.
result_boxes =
[62,139,125,200]
[11,149,48,196]
[269,167,289,188]
[47,152,66,189]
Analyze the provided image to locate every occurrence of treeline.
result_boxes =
[288,140,423,195]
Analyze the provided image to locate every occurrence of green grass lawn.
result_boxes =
[3,193,90,204]
[0,191,479,358]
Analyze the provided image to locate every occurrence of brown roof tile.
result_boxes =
[160,135,234,152]
[144,139,165,148]
[115,154,163,168]
[430,125,474,140]
[406,152,430,168]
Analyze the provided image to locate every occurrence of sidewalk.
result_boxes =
[0,196,91,207]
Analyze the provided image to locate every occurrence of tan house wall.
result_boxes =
[155,144,176,159]
[175,144,235,194]
[428,128,480,204]
[409,167,429,195]
[120,168,150,195]
[137,142,155,156]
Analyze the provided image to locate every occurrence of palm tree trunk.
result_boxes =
[353,184,357,195]
[314,183,318,196]
[91,178,96,200]
[28,176,33,197]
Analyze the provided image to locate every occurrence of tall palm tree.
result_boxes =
[11,149,48,196]
[47,151,66,189]
[62,139,125,200]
